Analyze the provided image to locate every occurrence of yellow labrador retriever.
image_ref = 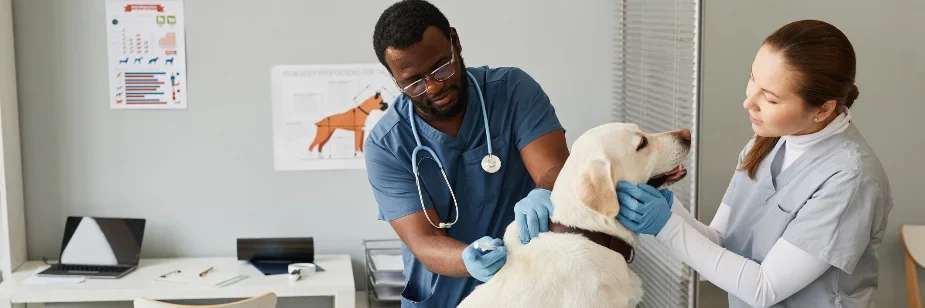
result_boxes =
[458,122,691,308]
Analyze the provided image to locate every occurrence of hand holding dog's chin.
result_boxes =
[615,182,673,235]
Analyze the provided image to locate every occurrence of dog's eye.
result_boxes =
[636,136,648,151]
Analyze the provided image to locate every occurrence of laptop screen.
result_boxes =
[58,216,146,266]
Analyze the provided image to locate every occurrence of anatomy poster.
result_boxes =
[105,0,187,109]
[270,64,399,171]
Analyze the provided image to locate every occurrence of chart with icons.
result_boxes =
[106,0,187,109]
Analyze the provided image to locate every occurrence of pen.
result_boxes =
[199,266,214,277]
[160,269,181,278]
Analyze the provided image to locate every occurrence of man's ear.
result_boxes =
[449,27,461,53]
[576,159,619,218]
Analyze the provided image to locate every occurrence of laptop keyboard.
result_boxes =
[56,264,125,273]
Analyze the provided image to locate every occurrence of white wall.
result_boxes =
[10,0,614,306]
[0,0,26,282]
[698,0,925,307]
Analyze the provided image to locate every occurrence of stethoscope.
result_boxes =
[409,70,500,229]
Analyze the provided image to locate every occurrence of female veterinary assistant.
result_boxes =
[616,20,893,307]
[365,1,569,307]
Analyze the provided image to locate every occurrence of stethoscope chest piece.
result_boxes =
[481,154,501,173]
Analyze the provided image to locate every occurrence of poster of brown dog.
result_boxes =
[308,92,389,156]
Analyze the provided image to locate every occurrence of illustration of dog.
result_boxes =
[134,57,143,64]
[119,57,128,64]
[148,57,159,64]
[165,57,174,65]
[308,92,388,156]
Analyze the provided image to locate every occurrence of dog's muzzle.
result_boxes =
[379,102,388,111]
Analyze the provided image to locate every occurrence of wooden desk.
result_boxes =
[0,254,355,308]
[903,225,925,308]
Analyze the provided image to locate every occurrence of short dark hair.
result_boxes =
[373,0,451,72]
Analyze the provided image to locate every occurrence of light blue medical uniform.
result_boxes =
[364,66,564,307]
[721,123,892,307]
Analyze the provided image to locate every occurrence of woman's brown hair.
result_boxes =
[739,20,859,179]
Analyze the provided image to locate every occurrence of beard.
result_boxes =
[411,58,469,121]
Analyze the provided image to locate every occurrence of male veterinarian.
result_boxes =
[364,0,569,306]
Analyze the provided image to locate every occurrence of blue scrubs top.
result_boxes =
[364,66,564,307]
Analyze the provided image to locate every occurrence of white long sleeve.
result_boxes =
[655,215,831,308]
[668,198,727,247]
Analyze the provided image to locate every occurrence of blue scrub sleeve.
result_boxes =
[507,68,564,150]
[365,140,434,222]
[781,170,884,274]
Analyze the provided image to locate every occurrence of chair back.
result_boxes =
[133,292,277,308]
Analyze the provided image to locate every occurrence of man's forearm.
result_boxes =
[409,234,470,277]
[534,163,565,190]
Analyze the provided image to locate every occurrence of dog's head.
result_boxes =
[362,92,389,112]
[565,123,691,217]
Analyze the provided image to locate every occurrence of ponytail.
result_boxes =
[739,136,780,179]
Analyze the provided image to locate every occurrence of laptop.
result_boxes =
[37,216,146,279]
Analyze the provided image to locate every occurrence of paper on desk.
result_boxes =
[23,266,86,285]
[370,254,403,272]
[155,269,246,287]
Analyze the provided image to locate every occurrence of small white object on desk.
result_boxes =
[287,263,316,282]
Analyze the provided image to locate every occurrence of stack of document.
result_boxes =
[368,253,404,301]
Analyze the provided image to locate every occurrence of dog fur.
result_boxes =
[457,122,691,308]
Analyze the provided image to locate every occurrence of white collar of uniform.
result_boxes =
[782,107,851,152]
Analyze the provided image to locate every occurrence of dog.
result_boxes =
[165,57,174,65]
[457,122,691,308]
[148,57,159,64]
[308,92,389,155]
[134,57,143,64]
[119,57,129,64]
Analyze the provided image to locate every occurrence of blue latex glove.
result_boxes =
[615,182,673,236]
[462,236,507,282]
[513,188,554,244]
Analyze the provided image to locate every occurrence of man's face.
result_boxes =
[384,26,466,121]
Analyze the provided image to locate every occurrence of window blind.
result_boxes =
[613,0,700,307]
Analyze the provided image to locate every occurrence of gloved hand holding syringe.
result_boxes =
[473,242,497,252]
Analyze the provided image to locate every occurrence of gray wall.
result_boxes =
[0,0,27,281]
[698,0,925,307]
[11,0,614,305]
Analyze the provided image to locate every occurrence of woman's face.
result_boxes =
[744,45,818,137]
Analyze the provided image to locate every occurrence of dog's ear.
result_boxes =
[576,159,619,218]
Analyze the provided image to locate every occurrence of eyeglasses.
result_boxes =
[397,39,456,98]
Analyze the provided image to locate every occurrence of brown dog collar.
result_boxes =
[548,221,635,264]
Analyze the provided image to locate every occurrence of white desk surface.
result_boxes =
[0,254,355,305]
[903,225,925,267]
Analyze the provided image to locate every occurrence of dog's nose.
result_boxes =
[380,102,388,111]
[678,129,691,142]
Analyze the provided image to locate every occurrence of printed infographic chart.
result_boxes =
[105,1,187,109]
[271,64,399,171]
